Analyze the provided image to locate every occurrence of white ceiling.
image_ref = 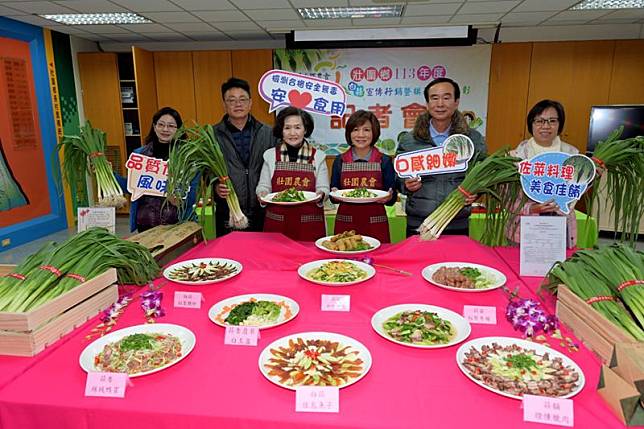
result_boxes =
[1,0,643,44]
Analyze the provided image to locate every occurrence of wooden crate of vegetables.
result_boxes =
[547,243,643,363]
[127,221,203,267]
[0,228,160,356]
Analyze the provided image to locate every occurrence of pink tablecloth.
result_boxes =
[0,233,622,428]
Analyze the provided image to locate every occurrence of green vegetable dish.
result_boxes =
[383,310,454,345]
[217,299,291,326]
[343,188,377,198]
[307,261,368,283]
[272,187,306,202]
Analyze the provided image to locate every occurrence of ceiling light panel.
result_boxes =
[571,0,644,9]
[298,5,404,19]
[40,12,152,25]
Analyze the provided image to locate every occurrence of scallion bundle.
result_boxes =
[587,127,644,245]
[0,228,159,313]
[56,121,127,208]
[545,244,644,341]
[166,124,248,231]
[419,149,523,241]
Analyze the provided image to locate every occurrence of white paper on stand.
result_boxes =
[77,207,116,234]
[519,216,566,277]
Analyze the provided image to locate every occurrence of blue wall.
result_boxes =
[0,17,67,251]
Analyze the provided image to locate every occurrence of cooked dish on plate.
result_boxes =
[264,337,364,387]
[215,298,292,327]
[383,310,455,345]
[320,230,372,252]
[94,333,182,375]
[431,266,493,289]
[167,260,239,282]
[307,260,368,283]
[343,188,377,198]
[272,187,306,202]
[461,342,581,397]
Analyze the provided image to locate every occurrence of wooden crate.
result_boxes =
[0,266,118,357]
[556,285,636,363]
[127,221,203,267]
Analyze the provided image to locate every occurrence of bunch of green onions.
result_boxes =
[586,127,644,245]
[56,121,127,208]
[419,149,523,241]
[0,228,159,312]
[545,244,644,341]
[166,124,248,230]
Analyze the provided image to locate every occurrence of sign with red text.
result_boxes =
[296,386,339,413]
[523,394,574,427]
[85,372,129,398]
[173,291,203,309]
[224,325,260,346]
[258,70,346,117]
[77,207,115,234]
[321,294,350,312]
[463,305,497,324]
[125,153,168,201]
[394,134,474,177]
[519,152,595,214]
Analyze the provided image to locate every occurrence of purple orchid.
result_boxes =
[141,290,165,319]
[506,297,558,337]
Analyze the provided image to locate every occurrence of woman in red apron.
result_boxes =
[330,110,397,243]
[256,107,329,241]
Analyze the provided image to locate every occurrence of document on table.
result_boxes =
[520,216,566,277]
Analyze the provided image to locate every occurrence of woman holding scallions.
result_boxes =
[329,110,397,243]
[508,99,578,247]
[120,107,198,232]
[256,107,329,241]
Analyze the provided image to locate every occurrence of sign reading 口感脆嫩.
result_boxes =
[394,134,475,177]
[126,153,169,201]
[518,152,595,214]
[258,70,346,117]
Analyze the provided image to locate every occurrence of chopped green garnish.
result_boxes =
[504,353,537,370]
[120,333,155,351]
[459,267,482,280]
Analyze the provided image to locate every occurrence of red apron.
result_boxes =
[335,149,390,243]
[264,147,326,241]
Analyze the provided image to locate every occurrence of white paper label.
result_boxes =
[519,216,566,277]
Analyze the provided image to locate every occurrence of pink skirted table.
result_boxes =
[0,233,622,428]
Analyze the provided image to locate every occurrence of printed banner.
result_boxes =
[258,70,346,117]
[519,152,595,214]
[274,46,491,156]
[394,134,474,177]
[126,153,168,201]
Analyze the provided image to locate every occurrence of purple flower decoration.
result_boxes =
[141,290,165,319]
[353,256,374,265]
[100,294,132,323]
[506,297,558,338]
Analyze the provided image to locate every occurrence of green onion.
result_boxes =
[419,149,523,242]
[563,155,595,184]
[166,124,248,232]
[56,121,127,208]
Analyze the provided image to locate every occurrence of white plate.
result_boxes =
[163,258,242,285]
[79,323,196,378]
[261,191,318,206]
[371,304,471,349]
[298,259,375,286]
[314,235,381,255]
[208,293,300,330]
[422,262,506,292]
[330,188,389,203]
[456,336,586,400]
[258,331,372,390]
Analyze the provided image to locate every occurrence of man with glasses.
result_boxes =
[396,77,486,237]
[213,77,276,236]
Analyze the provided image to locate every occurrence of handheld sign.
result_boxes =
[126,153,169,201]
[394,134,475,178]
[519,152,595,214]
[258,70,347,117]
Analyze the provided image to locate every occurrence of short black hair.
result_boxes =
[526,99,565,135]
[423,77,460,102]
[221,77,251,99]
[345,110,380,146]
[273,107,314,139]
[144,106,183,145]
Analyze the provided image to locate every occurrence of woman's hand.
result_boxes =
[529,201,559,214]
[376,188,393,204]
[314,191,325,203]
[215,183,230,198]
[404,177,422,192]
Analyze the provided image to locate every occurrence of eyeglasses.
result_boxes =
[533,118,559,127]
[155,122,177,130]
[224,97,250,105]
